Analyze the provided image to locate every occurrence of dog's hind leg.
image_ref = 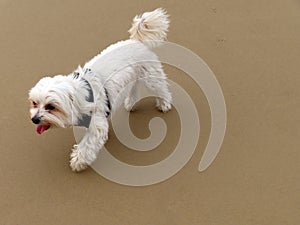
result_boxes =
[141,65,172,112]
[124,80,139,112]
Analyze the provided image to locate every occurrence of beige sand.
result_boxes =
[0,0,299,224]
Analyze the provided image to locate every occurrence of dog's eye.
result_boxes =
[45,104,55,111]
[32,101,37,107]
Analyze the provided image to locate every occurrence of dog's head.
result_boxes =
[28,75,75,134]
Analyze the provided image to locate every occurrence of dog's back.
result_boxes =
[84,8,170,81]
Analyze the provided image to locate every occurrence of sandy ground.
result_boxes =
[0,0,299,224]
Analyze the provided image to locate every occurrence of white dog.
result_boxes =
[29,8,172,172]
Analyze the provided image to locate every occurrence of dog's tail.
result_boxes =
[128,8,169,47]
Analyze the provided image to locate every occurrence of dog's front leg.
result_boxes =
[70,113,109,172]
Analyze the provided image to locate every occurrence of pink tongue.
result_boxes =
[36,125,50,134]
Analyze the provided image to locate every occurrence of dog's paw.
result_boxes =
[70,149,88,172]
[157,101,172,113]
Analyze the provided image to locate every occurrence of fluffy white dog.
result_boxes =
[29,8,172,172]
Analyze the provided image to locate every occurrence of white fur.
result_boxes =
[29,8,172,172]
[129,8,169,47]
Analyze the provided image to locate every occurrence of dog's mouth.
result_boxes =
[36,125,51,134]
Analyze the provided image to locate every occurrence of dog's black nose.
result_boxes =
[31,116,40,124]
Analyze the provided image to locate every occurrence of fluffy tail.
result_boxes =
[128,8,169,46]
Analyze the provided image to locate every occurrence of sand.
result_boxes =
[0,0,299,224]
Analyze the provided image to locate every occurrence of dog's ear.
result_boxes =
[28,98,36,107]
